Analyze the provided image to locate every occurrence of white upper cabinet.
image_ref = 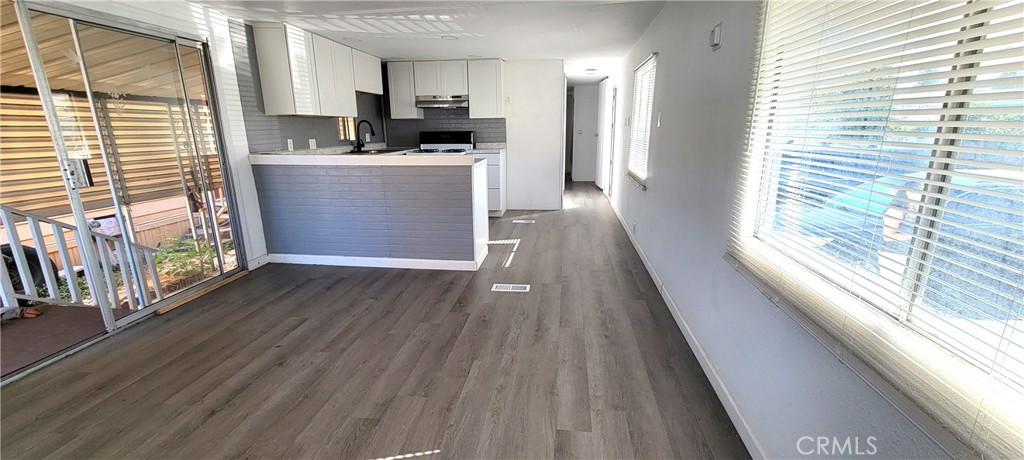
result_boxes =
[440,61,468,94]
[413,61,441,96]
[388,62,423,119]
[284,25,320,115]
[414,60,468,96]
[252,23,358,117]
[468,59,505,119]
[311,34,340,116]
[330,43,358,117]
[352,49,383,95]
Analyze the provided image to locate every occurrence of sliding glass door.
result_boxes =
[7,4,241,327]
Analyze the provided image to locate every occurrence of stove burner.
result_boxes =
[442,148,466,153]
[413,148,440,153]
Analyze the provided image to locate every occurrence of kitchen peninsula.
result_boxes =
[250,151,489,270]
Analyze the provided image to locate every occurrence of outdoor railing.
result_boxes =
[0,204,162,318]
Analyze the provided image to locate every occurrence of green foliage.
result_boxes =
[35,273,92,303]
[155,236,216,279]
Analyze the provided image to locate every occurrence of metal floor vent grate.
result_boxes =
[492,283,531,292]
[511,219,536,224]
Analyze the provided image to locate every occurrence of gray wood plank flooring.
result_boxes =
[1,183,749,460]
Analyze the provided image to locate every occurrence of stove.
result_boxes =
[415,131,474,153]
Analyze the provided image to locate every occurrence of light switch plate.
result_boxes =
[309,138,317,149]
[287,139,294,151]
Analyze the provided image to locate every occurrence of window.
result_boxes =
[628,53,657,182]
[732,1,1023,456]
[338,117,356,142]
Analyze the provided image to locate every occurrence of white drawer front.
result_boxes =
[487,189,501,210]
[487,165,501,185]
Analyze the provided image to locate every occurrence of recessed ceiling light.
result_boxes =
[440,35,460,40]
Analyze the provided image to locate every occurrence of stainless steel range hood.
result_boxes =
[416,95,469,108]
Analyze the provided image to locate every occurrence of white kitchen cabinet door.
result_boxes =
[440,60,468,94]
[284,25,320,115]
[388,62,423,119]
[251,24,294,115]
[332,42,358,117]
[311,34,340,116]
[352,49,383,94]
[468,59,505,119]
[413,61,441,96]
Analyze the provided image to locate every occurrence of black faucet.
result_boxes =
[354,120,376,152]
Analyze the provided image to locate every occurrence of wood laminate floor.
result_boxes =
[1,183,749,460]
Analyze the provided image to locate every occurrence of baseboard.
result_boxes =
[267,253,483,271]
[609,203,766,459]
[247,253,270,270]
[474,246,489,269]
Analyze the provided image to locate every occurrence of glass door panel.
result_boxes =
[72,23,224,305]
[177,43,238,272]
[0,5,110,376]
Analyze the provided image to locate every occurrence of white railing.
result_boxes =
[0,205,162,317]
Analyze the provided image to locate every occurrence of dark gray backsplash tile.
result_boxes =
[384,108,507,147]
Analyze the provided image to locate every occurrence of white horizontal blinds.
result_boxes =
[0,92,114,215]
[628,54,657,181]
[740,0,1023,456]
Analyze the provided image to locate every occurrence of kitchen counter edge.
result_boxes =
[249,153,482,167]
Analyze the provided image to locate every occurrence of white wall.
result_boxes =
[608,3,952,459]
[505,59,566,210]
[571,84,599,182]
[46,0,269,270]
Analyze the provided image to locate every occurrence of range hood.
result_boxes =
[416,95,469,108]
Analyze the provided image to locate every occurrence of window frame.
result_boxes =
[627,52,657,185]
[730,1,1024,457]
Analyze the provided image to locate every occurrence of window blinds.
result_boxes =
[628,53,657,182]
[731,0,1023,457]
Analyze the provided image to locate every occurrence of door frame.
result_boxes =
[13,0,245,330]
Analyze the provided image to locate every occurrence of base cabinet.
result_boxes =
[474,150,507,216]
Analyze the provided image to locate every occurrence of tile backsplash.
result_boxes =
[384,107,507,147]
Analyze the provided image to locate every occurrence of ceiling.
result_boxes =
[193,1,665,85]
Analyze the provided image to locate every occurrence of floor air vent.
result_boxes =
[511,219,536,224]
[492,283,531,292]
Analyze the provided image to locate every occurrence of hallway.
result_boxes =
[1,183,748,459]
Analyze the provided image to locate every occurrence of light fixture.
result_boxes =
[468,54,482,58]
[440,35,460,40]
[341,37,362,43]
[585,68,597,74]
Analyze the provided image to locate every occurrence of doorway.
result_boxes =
[570,84,600,184]
[0,2,241,376]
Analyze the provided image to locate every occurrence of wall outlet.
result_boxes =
[287,139,294,151]
[365,132,371,142]
[309,138,317,149]
[632,220,638,233]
